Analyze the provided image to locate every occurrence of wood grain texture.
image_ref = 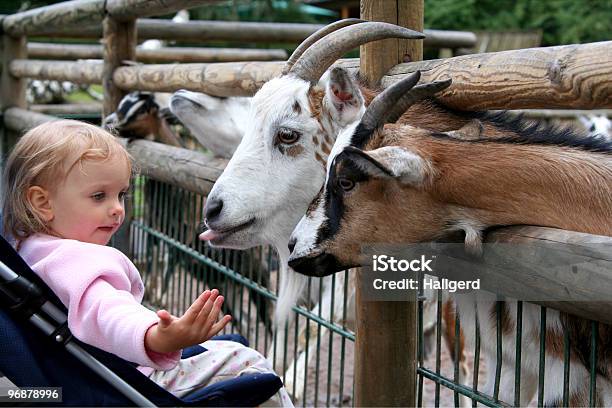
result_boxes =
[1,35,27,110]
[9,59,103,84]
[102,17,136,118]
[112,61,285,96]
[27,43,288,63]
[355,1,422,407]
[382,41,612,110]
[2,0,105,37]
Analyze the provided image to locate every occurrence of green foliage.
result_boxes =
[424,0,612,46]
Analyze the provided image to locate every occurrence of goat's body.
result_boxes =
[454,296,612,406]
[378,129,612,238]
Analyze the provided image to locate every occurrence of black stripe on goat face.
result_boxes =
[315,148,375,246]
[116,92,157,125]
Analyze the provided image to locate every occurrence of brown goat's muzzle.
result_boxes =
[288,252,350,277]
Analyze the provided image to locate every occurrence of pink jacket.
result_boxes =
[19,234,180,372]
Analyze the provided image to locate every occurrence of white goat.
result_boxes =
[169,90,249,158]
[288,74,612,406]
[198,20,478,401]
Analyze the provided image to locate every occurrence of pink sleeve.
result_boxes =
[39,245,180,370]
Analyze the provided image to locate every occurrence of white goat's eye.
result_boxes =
[337,177,355,192]
[277,128,300,145]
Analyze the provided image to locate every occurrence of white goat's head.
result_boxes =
[169,90,249,158]
[200,20,425,252]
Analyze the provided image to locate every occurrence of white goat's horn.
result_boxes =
[359,71,422,131]
[281,18,365,75]
[382,78,452,125]
[289,22,425,84]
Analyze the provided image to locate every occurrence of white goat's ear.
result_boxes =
[343,145,429,186]
[324,66,364,126]
[447,119,483,141]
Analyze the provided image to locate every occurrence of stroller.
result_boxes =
[0,233,283,406]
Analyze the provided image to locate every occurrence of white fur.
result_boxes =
[169,90,250,158]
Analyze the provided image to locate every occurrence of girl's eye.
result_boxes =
[276,128,300,145]
[92,192,105,201]
[337,177,355,192]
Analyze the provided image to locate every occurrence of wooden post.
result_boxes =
[355,1,422,406]
[0,32,27,156]
[102,16,136,256]
[102,17,136,118]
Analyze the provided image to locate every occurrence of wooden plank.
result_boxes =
[381,41,612,110]
[112,61,285,95]
[10,59,104,84]
[356,1,420,407]
[30,103,102,115]
[2,0,105,37]
[102,17,136,118]
[11,41,610,109]
[27,43,287,63]
[0,34,27,151]
[432,226,612,324]
[30,18,476,48]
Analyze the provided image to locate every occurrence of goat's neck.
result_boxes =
[156,118,183,147]
[416,138,612,237]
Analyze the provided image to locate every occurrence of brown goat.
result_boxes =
[287,76,612,405]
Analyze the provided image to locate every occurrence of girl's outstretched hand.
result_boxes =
[145,289,232,354]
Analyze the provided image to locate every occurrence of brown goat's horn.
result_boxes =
[382,78,452,124]
[289,22,425,84]
[281,19,365,75]
[360,71,422,131]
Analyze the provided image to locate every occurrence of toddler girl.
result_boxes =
[1,119,293,406]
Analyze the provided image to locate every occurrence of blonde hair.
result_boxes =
[2,119,133,243]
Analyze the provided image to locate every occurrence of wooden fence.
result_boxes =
[1,0,611,406]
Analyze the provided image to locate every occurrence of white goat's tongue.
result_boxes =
[199,229,218,241]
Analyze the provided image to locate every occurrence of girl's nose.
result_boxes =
[110,200,125,218]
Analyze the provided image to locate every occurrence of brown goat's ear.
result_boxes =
[324,66,364,126]
[447,119,484,141]
[343,145,429,186]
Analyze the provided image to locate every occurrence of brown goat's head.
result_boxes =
[287,135,453,277]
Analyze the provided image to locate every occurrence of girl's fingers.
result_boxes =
[201,295,224,335]
[194,289,219,324]
[157,310,173,328]
[209,315,232,337]
[184,290,211,323]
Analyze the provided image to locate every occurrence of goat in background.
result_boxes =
[287,73,612,406]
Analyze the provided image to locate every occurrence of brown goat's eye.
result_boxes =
[337,177,355,192]
[277,128,300,145]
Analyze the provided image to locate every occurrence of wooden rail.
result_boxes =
[380,40,612,110]
[11,42,610,109]
[27,43,288,63]
[28,18,476,48]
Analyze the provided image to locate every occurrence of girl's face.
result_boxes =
[48,155,131,245]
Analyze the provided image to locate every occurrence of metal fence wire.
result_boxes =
[126,176,602,408]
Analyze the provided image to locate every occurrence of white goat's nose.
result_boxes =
[205,197,224,223]
[288,237,297,254]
